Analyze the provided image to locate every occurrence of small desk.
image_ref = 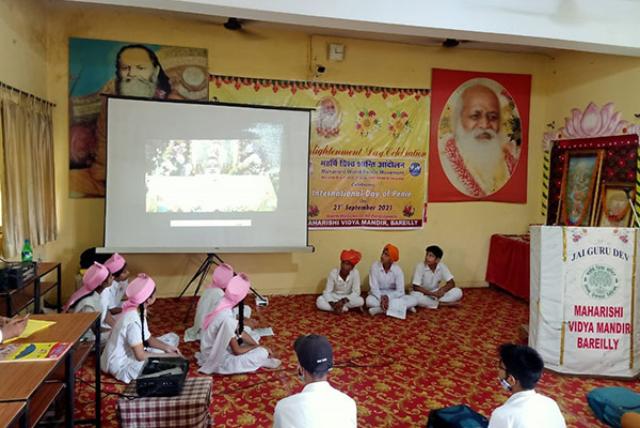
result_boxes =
[0,313,101,427]
[0,402,27,428]
[485,234,530,300]
[0,262,62,316]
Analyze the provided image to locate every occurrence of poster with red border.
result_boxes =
[428,69,530,202]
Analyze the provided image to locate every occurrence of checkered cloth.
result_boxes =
[118,377,212,428]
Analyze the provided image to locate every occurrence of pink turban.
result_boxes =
[63,262,109,312]
[122,274,156,313]
[384,244,399,262]
[209,263,234,289]
[202,273,250,330]
[104,253,126,274]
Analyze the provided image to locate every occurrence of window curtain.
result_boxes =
[0,88,57,257]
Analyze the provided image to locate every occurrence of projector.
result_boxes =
[0,261,37,291]
[136,357,189,397]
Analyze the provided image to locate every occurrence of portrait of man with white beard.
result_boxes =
[68,38,208,198]
[315,97,342,141]
[115,44,172,99]
[438,78,521,198]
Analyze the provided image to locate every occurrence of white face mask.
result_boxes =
[499,377,512,391]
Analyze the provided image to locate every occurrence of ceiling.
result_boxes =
[65,0,640,57]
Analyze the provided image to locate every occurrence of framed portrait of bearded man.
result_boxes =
[68,37,208,198]
[428,69,531,202]
[595,182,635,227]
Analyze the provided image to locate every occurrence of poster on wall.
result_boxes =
[68,38,208,198]
[210,76,430,229]
[530,226,640,378]
[428,69,530,202]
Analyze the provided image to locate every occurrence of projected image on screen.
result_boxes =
[145,124,282,213]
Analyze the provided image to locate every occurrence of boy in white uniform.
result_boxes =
[489,343,566,428]
[411,245,463,309]
[274,335,357,428]
[316,249,365,314]
[366,244,417,317]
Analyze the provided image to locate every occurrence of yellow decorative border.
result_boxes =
[560,321,566,366]
[560,226,567,365]
[631,229,637,369]
[542,150,551,218]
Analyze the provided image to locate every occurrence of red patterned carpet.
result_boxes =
[74,288,639,427]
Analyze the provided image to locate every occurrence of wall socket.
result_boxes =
[328,43,345,61]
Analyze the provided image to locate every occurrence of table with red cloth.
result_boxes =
[485,234,530,300]
[118,377,212,428]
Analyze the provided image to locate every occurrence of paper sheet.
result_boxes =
[4,319,56,344]
[253,327,274,337]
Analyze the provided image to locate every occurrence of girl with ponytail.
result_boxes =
[101,274,181,383]
[197,273,281,375]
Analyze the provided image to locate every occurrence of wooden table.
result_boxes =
[0,262,62,316]
[0,402,27,428]
[0,313,101,427]
[485,234,530,300]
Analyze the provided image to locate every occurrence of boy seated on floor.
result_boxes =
[489,343,566,428]
[366,244,417,318]
[411,245,463,309]
[316,249,365,314]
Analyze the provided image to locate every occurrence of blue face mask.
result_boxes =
[499,377,512,391]
[298,366,305,382]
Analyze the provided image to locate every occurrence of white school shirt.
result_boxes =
[198,308,238,375]
[369,261,405,299]
[323,268,361,301]
[273,381,357,428]
[412,262,454,291]
[102,279,128,310]
[73,292,107,341]
[184,287,225,342]
[488,390,566,428]
[100,309,151,384]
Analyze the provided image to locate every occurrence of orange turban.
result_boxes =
[340,249,362,266]
[384,244,399,262]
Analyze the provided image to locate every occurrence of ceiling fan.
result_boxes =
[222,17,264,39]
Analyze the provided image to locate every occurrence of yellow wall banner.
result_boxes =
[210,76,430,229]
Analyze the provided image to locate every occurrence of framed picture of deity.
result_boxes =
[557,150,604,226]
[595,182,635,227]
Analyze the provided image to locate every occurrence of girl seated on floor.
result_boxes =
[101,273,181,383]
[197,273,280,375]
[102,253,130,315]
[184,263,254,342]
[63,262,115,341]
[184,263,234,342]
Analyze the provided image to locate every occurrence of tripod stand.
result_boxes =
[178,253,218,322]
[179,253,268,322]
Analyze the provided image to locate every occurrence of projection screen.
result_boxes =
[102,97,311,253]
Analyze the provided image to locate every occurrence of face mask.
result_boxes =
[297,367,305,382]
[499,377,512,391]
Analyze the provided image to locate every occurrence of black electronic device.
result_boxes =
[136,357,189,397]
[0,261,37,292]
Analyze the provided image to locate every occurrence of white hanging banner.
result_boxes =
[530,226,640,378]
